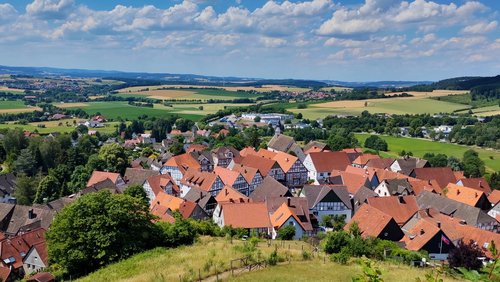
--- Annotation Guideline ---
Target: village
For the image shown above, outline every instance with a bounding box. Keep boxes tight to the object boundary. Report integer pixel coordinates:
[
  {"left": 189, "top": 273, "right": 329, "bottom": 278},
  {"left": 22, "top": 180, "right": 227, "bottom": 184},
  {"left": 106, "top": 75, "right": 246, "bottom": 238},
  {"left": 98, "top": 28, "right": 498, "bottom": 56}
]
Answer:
[{"left": 0, "top": 115, "right": 498, "bottom": 281}]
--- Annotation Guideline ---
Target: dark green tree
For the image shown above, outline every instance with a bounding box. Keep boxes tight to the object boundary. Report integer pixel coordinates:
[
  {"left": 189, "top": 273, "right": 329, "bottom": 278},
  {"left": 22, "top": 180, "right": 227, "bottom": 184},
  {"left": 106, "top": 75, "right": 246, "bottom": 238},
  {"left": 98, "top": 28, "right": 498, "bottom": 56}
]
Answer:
[
  {"left": 277, "top": 225, "right": 296, "bottom": 240},
  {"left": 462, "top": 150, "right": 485, "bottom": 177},
  {"left": 124, "top": 185, "right": 149, "bottom": 207},
  {"left": 13, "top": 148, "right": 37, "bottom": 176},
  {"left": 97, "top": 143, "right": 128, "bottom": 174},
  {"left": 13, "top": 174, "right": 39, "bottom": 205},
  {"left": 34, "top": 175, "right": 61, "bottom": 204},
  {"left": 323, "top": 231, "right": 350, "bottom": 254},
  {"left": 364, "top": 135, "right": 388, "bottom": 152},
  {"left": 46, "top": 191, "right": 160, "bottom": 278}
]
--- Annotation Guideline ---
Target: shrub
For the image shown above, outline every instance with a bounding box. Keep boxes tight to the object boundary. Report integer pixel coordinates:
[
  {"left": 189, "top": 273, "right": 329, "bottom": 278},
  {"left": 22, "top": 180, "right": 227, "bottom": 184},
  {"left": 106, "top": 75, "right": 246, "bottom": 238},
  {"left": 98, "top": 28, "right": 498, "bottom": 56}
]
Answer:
[
  {"left": 302, "top": 250, "right": 311, "bottom": 261},
  {"left": 449, "top": 240, "right": 485, "bottom": 270},
  {"left": 268, "top": 249, "right": 279, "bottom": 266},
  {"left": 323, "top": 231, "right": 350, "bottom": 254},
  {"left": 330, "top": 249, "right": 350, "bottom": 265},
  {"left": 277, "top": 225, "right": 296, "bottom": 240}
]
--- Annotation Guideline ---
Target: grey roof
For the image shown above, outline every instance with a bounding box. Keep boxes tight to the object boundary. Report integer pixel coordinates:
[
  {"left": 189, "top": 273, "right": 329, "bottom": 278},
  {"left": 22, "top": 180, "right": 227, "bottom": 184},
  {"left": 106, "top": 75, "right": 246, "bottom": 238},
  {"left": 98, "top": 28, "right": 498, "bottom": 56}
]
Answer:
[
  {"left": 250, "top": 176, "right": 291, "bottom": 202},
  {"left": 267, "top": 134, "right": 295, "bottom": 152},
  {"left": 79, "top": 179, "right": 121, "bottom": 196},
  {"left": 182, "top": 187, "right": 215, "bottom": 209},
  {"left": 0, "top": 203, "right": 55, "bottom": 236},
  {"left": 0, "top": 173, "right": 16, "bottom": 197},
  {"left": 384, "top": 179, "right": 413, "bottom": 195},
  {"left": 394, "top": 157, "right": 428, "bottom": 175},
  {"left": 33, "top": 197, "right": 75, "bottom": 212},
  {"left": 319, "top": 175, "right": 344, "bottom": 185},
  {"left": 124, "top": 168, "right": 159, "bottom": 186},
  {"left": 352, "top": 186, "right": 377, "bottom": 212},
  {"left": 190, "top": 151, "right": 214, "bottom": 165},
  {"left": 416, "top": 191, "right": 497, "bottom": 227},
  {"left": 301, "top": 185, "right": 352, "bottom": 210},
  {"left": 303, "top": 141, "right": 328, "bottom": 152},
  {"left": 212, "top": 146, "right": 240, "bottom": 159}
]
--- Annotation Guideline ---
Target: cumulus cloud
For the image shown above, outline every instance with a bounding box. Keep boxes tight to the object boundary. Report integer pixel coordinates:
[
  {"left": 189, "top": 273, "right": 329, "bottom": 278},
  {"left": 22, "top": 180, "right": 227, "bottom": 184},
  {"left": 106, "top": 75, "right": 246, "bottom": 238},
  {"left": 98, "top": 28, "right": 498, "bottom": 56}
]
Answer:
[
  {"left": 26, "top": 0, "right": 74, "bottom": 19},
  {"left": 0, "top": 3, "right": 17, "bottom": 23}
]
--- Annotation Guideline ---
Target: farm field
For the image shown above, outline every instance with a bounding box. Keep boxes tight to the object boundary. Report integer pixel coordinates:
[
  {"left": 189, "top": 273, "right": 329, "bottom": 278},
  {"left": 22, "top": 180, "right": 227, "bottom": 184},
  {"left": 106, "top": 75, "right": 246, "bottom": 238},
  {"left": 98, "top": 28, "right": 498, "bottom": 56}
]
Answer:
[
  {"left": 58, "top": 101, "right": 249, "bottom": 121},
  {"left": 384, "top": 90, "right": 469, "bottom": 98},
  {"left": 0, "top": 100, "right": 41, "bottom": 113},
  {"left": 290, "top": 97, "right": 467, "bottom": 118},
  {"left": 456, "top": 105, "right": 500, "bottom": 116},
  {"left": 355, "top": 133, "right": 500, "bottom": 172},
  {"left": 118, "top": 87, "right": 262, "bottom": 100},
  {"left": 0, "top": 120, "right": 121, "bottom": 134},
  {"left": 320, "top": 86, "right": 353, "bottom": 92},
  {"left": 0, "top": 86, "right": 25, "bottom": 94},
  {"left": 118, "top": 84, "right": 310, "bottom": 94}
]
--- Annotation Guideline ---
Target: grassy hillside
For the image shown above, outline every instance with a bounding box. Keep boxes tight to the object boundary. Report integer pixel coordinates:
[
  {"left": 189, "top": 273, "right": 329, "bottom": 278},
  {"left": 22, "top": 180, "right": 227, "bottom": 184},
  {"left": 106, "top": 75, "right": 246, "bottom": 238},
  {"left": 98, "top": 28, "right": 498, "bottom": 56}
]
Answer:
[
  {"left": 77, "top": 237, "right": 450, "bottom": 282},
  {"left": 355, "top": 134, "right": 500, "bottom": 172}
]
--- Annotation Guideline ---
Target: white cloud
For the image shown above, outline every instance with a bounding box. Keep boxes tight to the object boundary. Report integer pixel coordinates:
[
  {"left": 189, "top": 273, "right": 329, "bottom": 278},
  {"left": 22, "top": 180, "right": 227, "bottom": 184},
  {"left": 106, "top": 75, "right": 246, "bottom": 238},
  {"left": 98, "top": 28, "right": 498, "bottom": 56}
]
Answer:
[
  {"left": 0, "top": 3, "right": 17, "bottom": 23},
  {"left": 462, "top": 21, "right": 497, "bottom": 34},
  {"left": 317, "top": 9, "right": 384, "bottom": 36},
  {"left": 259, "top": 36, "right": 287, "bottom": 48},
  {"left": 26, "top": 0, "right": 74, "bottom": 19}
]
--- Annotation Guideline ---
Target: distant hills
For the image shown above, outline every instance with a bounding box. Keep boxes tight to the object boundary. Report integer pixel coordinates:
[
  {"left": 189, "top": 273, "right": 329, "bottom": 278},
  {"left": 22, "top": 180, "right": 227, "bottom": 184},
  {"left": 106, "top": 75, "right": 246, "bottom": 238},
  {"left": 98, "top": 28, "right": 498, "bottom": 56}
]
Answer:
[
  {"left": 408, "top": 75, "right": 500, "bottom": 100},
  {"left": 0, "top": 65, "right": 433, "bottom": 88}
]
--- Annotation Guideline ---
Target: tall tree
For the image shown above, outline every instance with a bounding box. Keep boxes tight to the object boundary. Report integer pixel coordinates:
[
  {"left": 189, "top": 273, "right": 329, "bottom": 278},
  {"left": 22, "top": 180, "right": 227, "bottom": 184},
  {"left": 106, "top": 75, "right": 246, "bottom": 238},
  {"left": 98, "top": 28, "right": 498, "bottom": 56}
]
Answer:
[
  {"left": 97, "top": 143, "right": 128, "bottom": 174},
  {"left": 34, "top": 175, "right": 61, "bottom": 204},
  {"left": 13, "top": 148, "right": 37, "bottom": 176},
  {"left": 13, "top": 174, "right": 39, "bottom": 205}
]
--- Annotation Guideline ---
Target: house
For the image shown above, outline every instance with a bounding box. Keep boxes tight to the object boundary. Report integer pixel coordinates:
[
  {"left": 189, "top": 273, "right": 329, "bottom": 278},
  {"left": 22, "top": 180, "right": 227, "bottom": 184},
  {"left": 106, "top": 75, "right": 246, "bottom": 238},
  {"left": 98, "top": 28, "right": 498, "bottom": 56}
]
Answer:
[
  {"left": 365, "top": 158, "right": 394, "bottom": 170},
  {"left": 270, "top": 201, "right": 309, "bottom": 240},
  {"left": 0, "top": 173, "right": 16, "bottom": 204},
  {"left": 0, "top": 267, "right": 11, "bottom": 282},
  {"left": 488, "top": 190, "right": 500, "bottom": 206},
  {"left": 374, "top": 179, "right": 413, "bottom": 197},
  {"left": 23, "top": 241, "right": 48, "bottom": 275},
  {"left": 180, "top": 168, "right": 224, "bottom": 197},
  {"left": 352, "top": 154, "right": 380, "bottom": 168},
  {"left": 303, "top": 152, "right": 351, "bottom": 184},
  {"left": 33, "top": 196, "right": 75, "bottom": 213},
  {"left": 416, "top": 191, "right": 498, "bottom": 232},
  {"left": 212, "top": 202, "right": 271, "bottom": 236},
  {"left": 91, "top": 115, "right": 106, "bottom": 122},
  {"left": 215, "top": 186, "right": 249, "bottom": 204},
  {"left": 267, "top": 134, "right": 306, "bottom": 161},
  {"left": 0, "top": 228, "right": 46, "bottom": 275},
  {"left": 214, "top": 167, "right": 249, "bottom": 196},
  {"left": 407, "top": 178, "right": 442, "bottom": 195},
  {"left": 231, "top": 165, "right": 263, "bottom": 195},
  {"left": 341, "top": 148, "right": 363, "bottom": 163},
  {"left": 161, "top": 154, "right": 198, "bottom": 185},
  {"left": 401, "top": 218, "right": 454, "bottom": 261},
  {"left": 185, "top": 144, "right": 207, "bottom": 153},
  {"left": 0, "top": 204, "right": 54, "bottom": 236},
  {"left": 86, "top": 171, "right": 126, "bottom": 189},
  {"left": 212, "top": 147, "right": 240, "bottom": 168},
  {"left": 456, "top": 178, "right": 492, "bottom": 194},
  {"left": 404, "top": 208, "right": 500, "bottom": 258},
  {"left": 444, "top": 183, "right": 491, "bottom": 210},
  {"left": 189, "top": 151, "right": 215, "bottom": 172},
  {"left": 488, "top": 202, "right": 500, "bottom": 221},
  {"left": 151, "top": 192, "right": 207, "bottom": 222},
  {"left": 303, "top": 141, "right": 330, "bottom": 154},
  {"left": 233, "top": 154, "right": 285, "bottom": 183},
  {"left": 123, "top": 168, "right": 159, "bottom": 187},
  {"left": 366, "top": 196, "right": 419, "bottom": 226},
  {"left": 300, "top": 185, "right": 352, "bottom": 223},
  {"left": 249, "top": 177, "right": 292, "bottom": 202},
  {"left": 143, "top": 174, "right": 179, "bottom": 203},
  {"left": 182, "top": 187, "right": 217, "bottom": 216},
  {"left": 327, "top": 170, "right": 372, "bottom": 194},
  {"left": 27, "top": 272, "right": 55, "bottom": 282},
  {"left": 271, "top": 151, "right": 308, "bottom": 189},
  {"left": 265, "top": 197, "right": 313, "bottom": 236},
  {"left": 78, "top": 179, "right": 122, "bottom": 196},
  {"left": 390, "top": 157, "right": 429, "bottom": 175},
  {"left": 345, "top": 204, "right": 404, "bottom": 241},
  {"left": 410, "top": 167, "right": 457, "bottom": 189},
  {"left": 352, "top": 186, "right": 377, "bottom": 213}
]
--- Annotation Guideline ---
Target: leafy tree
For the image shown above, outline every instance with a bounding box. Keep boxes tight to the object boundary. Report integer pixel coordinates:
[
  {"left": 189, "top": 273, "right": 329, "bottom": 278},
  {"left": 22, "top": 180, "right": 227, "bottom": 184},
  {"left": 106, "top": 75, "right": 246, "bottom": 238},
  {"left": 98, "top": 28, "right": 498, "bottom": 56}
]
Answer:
[
  {"left": 3, "top": 128, "right": 27, "bottom": 155},
  {"left": 323, "top": 231, "right": 350, "bottom": 254},
  {"left": 13, "top": 148, "right": 37, "bottom": 176},
  {"left": 462, "top": 150, "right": 485, "bottom": 177},
  {"left": 254, "top": 116, "right": 261, "bottom": 122},
  {"left": 321, "top": 215, "right": 333, "bottom": 228},
  {"left": 448, "top": 240, "right": 484, "bottom": 270},
  {"left": 34, "top": 175, "right": 61, "bottom": 204},
  {"left": 97, "top": 143, "right": 128, "bottom": 174},
  {"left": 67, "top": 165, "right": 92, "bottom": 194},
  {"left": 277, "top": 225, "right": 296, "bottom": 240},
  {"left": 124, "top": 185, "right": 149, "bottom": 207},
  {"left": 489, "top": 172, "right": 500, "bottom": 190},
  {"left": 447, "top": 156, "right": 463, "bottom": 171},
  {"left": 156, "top": 212, "right": 197, "bottom": 247},
  {"left": 168, "top": 142, "right": 185, "bottom": 155},
  {"left": 296, "top": 113, "right": 303, "bottom": 119},
  {"left": 46, "top": 191, "right": 160, "bottom": 278},
  {"left": 13, "top": 174, "right": 39, "bottom": 205},
  {"left": 364, "top": 135, "right": 388, "bottom": 151},
  {"left": 423, "top": 153, "right": 448, "bottom": 168},
  {"left": 327, "top": 129, "right": 358, "bottom": 151},
  {"left": 49, "top": 164, "right": 73, "bottom": 196}
]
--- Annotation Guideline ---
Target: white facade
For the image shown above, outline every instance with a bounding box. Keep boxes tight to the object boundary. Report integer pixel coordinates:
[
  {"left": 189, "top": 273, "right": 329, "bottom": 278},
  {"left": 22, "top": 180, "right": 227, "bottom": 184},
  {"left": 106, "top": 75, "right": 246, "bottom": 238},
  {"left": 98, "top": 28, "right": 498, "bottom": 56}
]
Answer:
[
  {"left": 23, "top": 247, "right": 47, "bottom": 275},
  {"left": 303, "top": 154, "right": 329, "bottom": 184}
]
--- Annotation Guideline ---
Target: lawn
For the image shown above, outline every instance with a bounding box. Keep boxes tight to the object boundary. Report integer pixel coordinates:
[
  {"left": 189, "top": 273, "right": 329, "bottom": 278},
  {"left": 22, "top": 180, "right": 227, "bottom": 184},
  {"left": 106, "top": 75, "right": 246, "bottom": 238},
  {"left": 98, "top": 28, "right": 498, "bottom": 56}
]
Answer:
[
  {"left": 290, "top": 97, "right": 468, "bottom": 119},
  {"left": 355, "top": 134, "right": 500, "bottom": 172},
  {"left": 59, "top": 101, "right": 249, "bottom": 121},
  {"left": 77, "top": 237, "right": 312, "bottom": 282}
]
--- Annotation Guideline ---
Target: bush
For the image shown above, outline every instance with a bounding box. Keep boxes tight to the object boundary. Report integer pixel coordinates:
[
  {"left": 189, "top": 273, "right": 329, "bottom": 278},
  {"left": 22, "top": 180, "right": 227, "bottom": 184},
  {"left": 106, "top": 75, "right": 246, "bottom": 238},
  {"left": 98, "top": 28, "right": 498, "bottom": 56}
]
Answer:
[
  {"left": 277, "top": 225, "right": 296, "bottom": 240},
  {"left": 364, "top": 135, "right": 388, "bottom": 151},
  {"left": 297, "top": 103, "right": 308, "bottom": 109},
  {"left": 323, "top": 231, "right": 350, "bottom": 254},
  {"left": 268, "top": 249, "right": 279, "bottom": 266},
  {"left": 302, "top": 250, "right": 311, "bottom": 261},
  {"left": 330, "top": 249, "right": 350, "bottom": 265},
  {"left": 449, "top": 240, "right": 485, "bottom": 270}
]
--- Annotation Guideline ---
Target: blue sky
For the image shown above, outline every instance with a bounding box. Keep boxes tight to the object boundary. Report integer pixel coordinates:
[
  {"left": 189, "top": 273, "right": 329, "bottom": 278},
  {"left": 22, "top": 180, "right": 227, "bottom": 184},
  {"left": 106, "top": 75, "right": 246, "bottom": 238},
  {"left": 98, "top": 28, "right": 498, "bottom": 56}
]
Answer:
[{"left": 0, "top": 0, "right": 499, "bottom": 81}]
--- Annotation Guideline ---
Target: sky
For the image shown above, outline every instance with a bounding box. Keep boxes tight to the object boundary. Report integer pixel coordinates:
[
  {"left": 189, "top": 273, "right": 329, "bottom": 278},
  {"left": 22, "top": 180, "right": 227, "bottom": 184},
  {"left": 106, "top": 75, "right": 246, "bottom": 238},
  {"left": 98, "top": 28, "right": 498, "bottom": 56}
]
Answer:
[{"left": 0, "top": 0, "right": 499, "bottom": 81}]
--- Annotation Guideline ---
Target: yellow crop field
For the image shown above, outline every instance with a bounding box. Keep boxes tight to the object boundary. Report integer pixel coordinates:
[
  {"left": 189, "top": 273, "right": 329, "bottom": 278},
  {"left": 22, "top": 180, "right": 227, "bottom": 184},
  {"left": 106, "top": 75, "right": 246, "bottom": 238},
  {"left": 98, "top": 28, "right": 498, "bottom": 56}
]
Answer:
[
  {"left": 0, "top": 107, "right": 41, "bottom": 113},
  {"left": 385, "top": 90, "right": 469, "bottom": 98},
  {"left": 118, "top": 84, "right": 310, "bottom": 94},
  {"left": 55, "top": 102, "right": 90, "bottom": 108}
]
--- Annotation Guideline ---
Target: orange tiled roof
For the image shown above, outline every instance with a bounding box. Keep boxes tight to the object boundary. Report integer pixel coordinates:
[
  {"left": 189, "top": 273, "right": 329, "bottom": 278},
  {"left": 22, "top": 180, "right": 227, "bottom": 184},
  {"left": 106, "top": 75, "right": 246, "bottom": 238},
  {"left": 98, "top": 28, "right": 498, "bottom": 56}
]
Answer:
[
  {"left": 367, "top": 196, "right": 419, "bottom": 226},
  {"left": 352, "top": 154, "right": 380, "bottom": 166},
  {"left": 401, "top": 219, "right": 442, "bottom": 251},
  {"left": 215, "top": 186, "right": 249, "bottom": 203},
  {"left": 214, "top": 166, "right": 241, "bottom": 186},
  {"left": 150, "top": 191, "right": 197, "bottom": 220},
  {"left": 238, "top": 154, "right": 278, "bottom": 176},
  {"left": 220, "top": 202, "right": 271, "bottom": 229},
  {"left": 308, "top": 151, "right": 351, "bottom": 172},
  {"left": 86, "top": 171, "right": 121, "bottom": 187},
  {"left": 344, "top": 204, "right": 396, "bottom": 239},
  {"left": 330, "top": 170, "right": 370, "bottom": 194},
  {"left": 180, "top": 168, "right": 219, "bottom": 192},
  {"left": 147, "top": 174, "right": 179, "bottom": 196},
  {"left": 239, "top": 147, "right": 258, "bottom": 157},
  {"left": 488, "top": 190, "right": 500, "bottom": 205},
  {"left": 445, "top": 183, "right": 486, "bottom": 207},
  {"left": 164, "top": 153, "right": 201, "bottom": 174},
  {"left": 271, "top": 151, "right": 298, "bottom": 173},
  {"left": 232, "top": 164, "right": 260, "bottom": 184},
  {"left": 270, "top": 202, "right": 306, "bottom": 230}
]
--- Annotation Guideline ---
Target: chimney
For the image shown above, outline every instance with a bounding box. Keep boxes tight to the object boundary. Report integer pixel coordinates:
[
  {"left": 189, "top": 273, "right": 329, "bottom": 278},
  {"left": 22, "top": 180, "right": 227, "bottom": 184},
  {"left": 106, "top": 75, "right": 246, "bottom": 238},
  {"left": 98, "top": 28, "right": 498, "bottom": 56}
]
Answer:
[
  {"left": 398, "top": 195, "right": 405, "bottom": 204},
  {"left": 28, "top": 209, "right": 34, "bottom": 219},
  {"left": 479, "top": 181, "right": 482, "bottom": 187},
  {"left": 225, "top": 189, "right": 229, "bottom": 196},
  {"left": 287, "top": 197, "right": 291, "bottom": 207},
  {"left": 437, "top": 221, "right": 441, "bottom": 228},
  {"left": 475, "top": 192, "right": 478, "bottom": 198},
  {"left": 200, "top": 191, "right": 203, "bottom": 199},
  {"left": 456, "top": 189, "right": 460, "bottom": 195},
  {"left": 157, "top": 201, "right": 160, "bottom": 205},
  {"left": 420, "top": 229, "right": 425, "bottom": 235},
  {"left": 459, "top": 220, "right": 466, "bottom": 225},
  {"left": 425, "top": 208, "right": 430, "bottom": 217}
]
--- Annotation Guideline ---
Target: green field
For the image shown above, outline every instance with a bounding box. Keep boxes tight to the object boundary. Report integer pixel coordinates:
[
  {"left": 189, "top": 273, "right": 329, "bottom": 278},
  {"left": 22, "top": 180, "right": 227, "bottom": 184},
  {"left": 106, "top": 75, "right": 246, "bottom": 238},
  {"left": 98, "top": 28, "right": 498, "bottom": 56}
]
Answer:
[
  {"left": 289, "top": 98, "right": 469, "bottom": 119},
  {"left": 456, "top": 105, "right": 500, "bottom": 116},
  {"left": 355, "top": 134, "right": 500, "bottom": 172},
  {"left": 0, "top": 120, "right": 121, "bottom": 134},
  {"left": 76, "top": 237, "right": 446, "bottom": 282},
  {"left": 0, "top": 100, "right": 31, "bottom": 109},
  {"left": 61, "top": 101, "right": 249, "bottom": 121},
  {"left": 119, "top": 87, "right": 262, "bottom": 101}
]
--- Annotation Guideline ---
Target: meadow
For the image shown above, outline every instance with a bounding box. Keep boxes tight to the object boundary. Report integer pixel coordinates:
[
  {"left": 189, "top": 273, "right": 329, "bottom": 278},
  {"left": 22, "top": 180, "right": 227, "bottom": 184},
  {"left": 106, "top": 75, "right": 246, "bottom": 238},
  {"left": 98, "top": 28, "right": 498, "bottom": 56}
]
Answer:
[
  {"left": 0, "top": 100, "right": 41, "bottom": 113},
  {"left": 355, "top": 133, "right": 500, "bottom": 172},
  {"left": 57, "top": 101, "right": 250, "bottom": 121},
  {"left": 118, "top": 84, "right": 310, "bottom": 94},
  {"left": 118, "top": 87, "right": 263, "bottom": 100},
  {"left": 0, "top": 120, "right": 121, "bottom": 134}
]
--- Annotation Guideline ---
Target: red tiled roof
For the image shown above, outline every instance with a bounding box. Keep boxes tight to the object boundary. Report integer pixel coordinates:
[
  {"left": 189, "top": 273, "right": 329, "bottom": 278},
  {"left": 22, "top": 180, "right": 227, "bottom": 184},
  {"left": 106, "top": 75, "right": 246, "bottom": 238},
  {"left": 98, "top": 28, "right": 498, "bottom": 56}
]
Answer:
[
  {"left": 401, "top": 219, "right": 442, "bottom": 251},
  {"left": 27, "top": 272, "right": 55, "bottom": 282},
  {"left": 0, "top": 267, "right": 10, "bottom": 282},
  {"left": 150, "top": 192, "right": 197, "bottom": 220},
  {"left": 367, "top": 196, "right": 419, "bottom": 226},
  {"left": 215, "top": 186, "right": 249, "bottom": 204},
  {"left": 180, "top": 168, "right": 219, "bottom": 192},
  {"left": 488, "top": 190, "right": 500, "bottom": 205},
  {"left": 237, "top": 154, "right": 279, "bottom": 176},
  {"left": 214, "top": 167, "right": 241, "bottom": 186},
  {"left": 330, "top": 170, "right": 370, "bottom": 194},
  {"left": 352, "top": 154, "right": 380, "bottom": 166},
  {"left": 458, "top": 178, "right": 492, "bottom": 194},
  {"left": 186, "top": 144, "right": 207, "bottom": 153},
  {"left": 163, "top": 153, "right": 201, "bottom": 174},
  {"left": 412, "top": 167, "right": 457, "bottom": 188},
  {"left": 147, "top": 174, "right": 179, "bottom": 196},
  {"left": 344, "top": 204, "right": 396, "bottom": 239},
  {"left": 220, "top": 202, "right": 271, "bottom": 229},
  {"left": 270, "top": 202, "right": 306, "bottom": 231},
  {"left": 445, "top": 183, "right": 486, "bottom": 207},
  {"left": 0, "top": 228, "right": 46, "bottom": 269},
  {"left": 231, "top": 165, "right": 260, "bottom": 184}
]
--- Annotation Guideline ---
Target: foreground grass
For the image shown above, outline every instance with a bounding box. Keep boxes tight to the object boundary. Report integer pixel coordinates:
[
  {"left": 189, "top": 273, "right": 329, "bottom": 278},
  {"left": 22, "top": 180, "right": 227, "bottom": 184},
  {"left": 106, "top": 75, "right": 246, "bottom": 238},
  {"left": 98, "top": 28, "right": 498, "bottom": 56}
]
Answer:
[
  {"left": 77, "top": 237, "right": 311, "bottom": 282},
  {"left": 355, "top": 134, "right": 500, "bottom": 172},
  {"left": 229, "top": 260, "right": 461, "bottom": 282}
]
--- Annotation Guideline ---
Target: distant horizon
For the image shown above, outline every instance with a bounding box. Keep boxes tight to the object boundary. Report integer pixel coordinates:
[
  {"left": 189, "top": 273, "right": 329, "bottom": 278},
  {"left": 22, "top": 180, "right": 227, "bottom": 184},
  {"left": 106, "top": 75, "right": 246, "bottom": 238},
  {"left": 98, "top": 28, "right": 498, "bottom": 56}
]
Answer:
[{"left": 1, "top": 0, "right": 499, "bottom": 81}]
